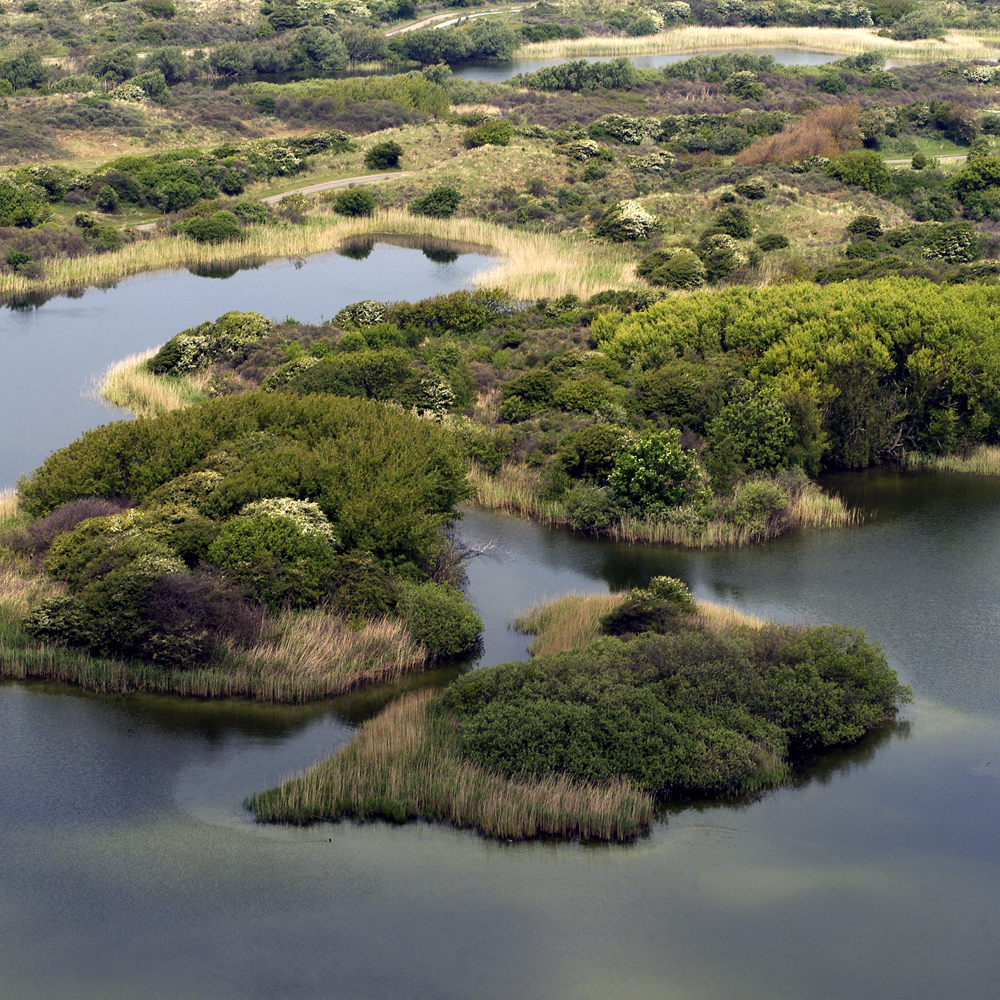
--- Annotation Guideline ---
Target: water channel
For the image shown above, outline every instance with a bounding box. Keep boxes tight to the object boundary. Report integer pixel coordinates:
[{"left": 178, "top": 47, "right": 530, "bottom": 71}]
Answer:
[{"left": 1, "top": 250, "right": 999, "bottom": 998}]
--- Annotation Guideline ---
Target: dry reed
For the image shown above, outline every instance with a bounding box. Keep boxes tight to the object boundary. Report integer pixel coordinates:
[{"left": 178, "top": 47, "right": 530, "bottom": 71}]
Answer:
[
  {"left": 0, "top": 490, "right": 19, "bottom": 532},
  {"left": 0, "top": 212, "right": 642, "bottom": 305},
  {"left": 513, "top": 26, "right": 996, "bottom": 64},
  {"left": 515, "top": 591, "right": 765, "bottom": 658},
  {"left": 515, "top": 591, "right": 625, "bottom": 657},
  {"left": 96, "top": 348, "right": 206, "bottom": 418},
  {"left": 902, "top": 446, "right": 1000, "bottom": 476},
  {"left": 248, "top": 690, "right": 655, "bottom": 840}
]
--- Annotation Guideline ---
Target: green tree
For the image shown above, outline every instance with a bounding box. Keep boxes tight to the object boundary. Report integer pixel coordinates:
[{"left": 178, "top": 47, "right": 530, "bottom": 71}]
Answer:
[{"left": 608, "top": 430, "right": 706, "bottom": 512}]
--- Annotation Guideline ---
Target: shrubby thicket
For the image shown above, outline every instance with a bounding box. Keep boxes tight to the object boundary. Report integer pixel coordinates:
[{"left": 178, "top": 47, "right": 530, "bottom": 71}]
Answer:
[
  {"left": 441, "top": 580, "right": 908, "bottom": 797},
  {"left": 12, "top": 387, "right": 481, "bottom": 668}
]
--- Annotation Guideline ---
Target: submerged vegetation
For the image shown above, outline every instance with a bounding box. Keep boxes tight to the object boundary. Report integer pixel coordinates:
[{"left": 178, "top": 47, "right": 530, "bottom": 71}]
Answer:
[{"left": 252, "top": 579, "right": 908, "bottom": 839}]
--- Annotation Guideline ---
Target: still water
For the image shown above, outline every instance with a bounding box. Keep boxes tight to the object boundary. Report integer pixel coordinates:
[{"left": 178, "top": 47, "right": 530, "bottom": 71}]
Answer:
[
  {"left": 2, "top": 475, "right": 1000, "bottom": 999},
  {"left": 1, "top": 249, "right": 998, "bottom": 997},
  {"left": 0, "top": 239, "right": 495, "bottom": 488},
  {"left": 453, "top": 47, "right": 841, "bottom": 82}
]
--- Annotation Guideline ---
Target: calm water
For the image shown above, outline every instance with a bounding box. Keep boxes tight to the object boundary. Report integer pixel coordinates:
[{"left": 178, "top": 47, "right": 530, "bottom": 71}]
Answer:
[
  {"left": 2, "top": 477, "right": 1000, "bottom": 999},
  {"left": 0, "top": 239, "right": 494, "bottom": 488},
  {"left": 1, "top": 257, "right": 999, "bottom": 997},
  {"left": 453, "top": 47, "right": 840, "bottom": 82}
]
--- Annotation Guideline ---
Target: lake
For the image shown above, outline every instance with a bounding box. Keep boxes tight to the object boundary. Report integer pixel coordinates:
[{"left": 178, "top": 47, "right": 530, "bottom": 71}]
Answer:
[
  {"left": 1, "top": 249, "right": 999, "bottom": 999},
  {"left": 0, "top": 239, "right": 495, "bottom": 489},
  {"left": 453, "top": 47, "right": 842, "bottom": 82}
]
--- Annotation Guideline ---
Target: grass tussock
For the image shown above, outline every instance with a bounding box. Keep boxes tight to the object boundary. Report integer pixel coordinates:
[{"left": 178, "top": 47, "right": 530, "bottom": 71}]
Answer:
[
  {"left": 903, "top": 446, "right": 1000, "bottom": 476},
  {"left": 515, "top": 592, "right": 626, "bottom": 657},
  {"left": 0, "top": 211, "right": 642, "bottom": 305},
  {"left": 248, "top": 690, "right": 655, "bottom": 841},
  {"left": 516, "top": 592, "right": 765, "bottom": 658},
  {"left": 0, "top": 490, "right": 20, "bottom": 533},
  {"left": 513, "top": 26, "right": 996, "bottom": 63},
  {"left": 241, "top": 608, "right": 427, "bottom": 689},
  {"left": 469, "top": 463, "right": 854, "bottom": 548},
  {"left": 97, "top": 348, "right": 206, "bottom": 418}
]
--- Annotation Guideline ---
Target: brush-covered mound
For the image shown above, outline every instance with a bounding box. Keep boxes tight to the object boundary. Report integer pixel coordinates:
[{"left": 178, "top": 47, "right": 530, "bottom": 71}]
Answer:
[
  {"left": 442, "top": 598, "right": 908, "bottom": 798},
  {"left": 4, "top": 394, "right": 481, "bottom": 695}
]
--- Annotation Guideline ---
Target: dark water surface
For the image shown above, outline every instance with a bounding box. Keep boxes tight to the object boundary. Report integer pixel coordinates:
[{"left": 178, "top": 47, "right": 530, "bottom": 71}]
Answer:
[
  {"left": 0, "top": 240, "right": 494, "bottom": 488},
  {"left": 2, "top": 471, "right": 1000, "bottom": 999},
  {"left": 453, "top": 47, "right": 841, "bottom": 82}
]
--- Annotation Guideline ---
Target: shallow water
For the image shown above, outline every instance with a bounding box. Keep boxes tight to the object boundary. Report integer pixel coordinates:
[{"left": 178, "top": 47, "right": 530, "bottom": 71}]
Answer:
[
  {"left": 452, "top": 47, "right": 840, "bottom": 82},
  {"left": 2, "top": 473, "right": 1000, "bottom": 999},
  {"left": 0, "top": 240, "right": 494, "bottom": 488}
]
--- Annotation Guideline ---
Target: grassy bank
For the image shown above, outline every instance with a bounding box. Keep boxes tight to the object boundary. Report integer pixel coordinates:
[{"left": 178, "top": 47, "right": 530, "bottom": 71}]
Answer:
[
  {"left": 0, "top": 211, "right": 641, "bottom": 306},
  {"left": 248, "top": 689, "right": 655, "bottom": 840},
  {"left": 514, "top": 591, "right": 764, "bottom": 658},
  {"left": 469, "top": 462, "right": 854, "bottom": 547},
  {"left": 902, "top": 446, "right": 1000, "bottom": 476},
  {"left": 98, "top": 349, "right": 207, "bottom": 419},
  {"left": 513, "top": 26, "right": 997, "bottom": 64}
]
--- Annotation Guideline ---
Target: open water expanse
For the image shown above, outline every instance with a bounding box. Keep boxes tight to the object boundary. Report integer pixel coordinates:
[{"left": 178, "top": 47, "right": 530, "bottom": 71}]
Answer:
[
  {"left": 452, "top": 47, "right": 841, "bottom": 82},
  {"left": 1, "top": 254, "right": 999, "bottom": 999}
]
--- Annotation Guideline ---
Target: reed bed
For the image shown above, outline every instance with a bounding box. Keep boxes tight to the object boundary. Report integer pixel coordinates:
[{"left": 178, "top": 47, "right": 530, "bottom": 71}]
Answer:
[
  {"left": 248, "top": 690, "right": 655, "bottom": 840},
  {"left": 0, "top": 606, "right": 429, "bottom": 702},
  {"left": 695, "top": 599, "right": 765, "bottom": 632},
  {"left": 515, "top": 592, "right": 625, "bottom": 657},
  {"left": 903, "top": 446, "right": 1000, "bottom": 476},
  {"left": 241, "top": 609, "right": 426, "bottom": 689},
  {"left": 513, "top": 26, "right": 997, "bottom": 64},
  {"left": 0, "top": 490, "right": 20, "bottom": 532},
  {"left": 470, "top": 463, "right": 854, "bottom": 547},
  {"left": 0, "top": 212, "right": 642, "bottom": 305},
  {"left": 97, "top": 348, "right": 205, "bottom": 418}
]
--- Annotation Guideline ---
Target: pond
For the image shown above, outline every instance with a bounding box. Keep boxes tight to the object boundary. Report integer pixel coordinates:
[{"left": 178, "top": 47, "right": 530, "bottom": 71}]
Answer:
[
  {"left": 2, "top": 471, "right": 999, "bottom": 999},
  {"left": 0, "top": 238, "right": 495, "bottom": 489},
  {"left": 452, "top": 47, "right": 842, "bottom": 82}
]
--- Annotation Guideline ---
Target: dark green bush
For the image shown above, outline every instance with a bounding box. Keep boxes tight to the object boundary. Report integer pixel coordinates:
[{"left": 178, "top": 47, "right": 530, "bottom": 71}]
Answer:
[
  {"left": 410, "top": 185, "right": 461, "bottom": 218},
  {"left": 398, "top": 581, "right": 483, "bottom": 656},
  {"left": 363, "top": 140, "right": 403, "bottom": 170},
  {"left": 440, "top": 622, "right": 908, "bottom": 795},
  {"left": 332, "top": 187, "right": 376, "bottom": 217},
  {"left": 755, "top": 233, "right": 789, "bottom": 251},
  {"left": 464, "top": 120, "right": 513, "bottom": 148}
]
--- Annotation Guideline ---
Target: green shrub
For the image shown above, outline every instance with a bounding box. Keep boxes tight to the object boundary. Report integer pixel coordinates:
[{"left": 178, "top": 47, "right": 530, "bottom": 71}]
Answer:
[
  {"left": 397, "top": 581, "right": 483, "bottom": 656},
  {"left": 608, "top": 430, "right": 707, "bottom": 512},
  {"left": 441, "top": 623, "right": 908, "bottom": 794},
  {"left": 816, "top": 73, "right": 847, "bottom": 94},
  {"left": 558, "top": 424, "right": 628, "bottom": 484},
  {"left": 363, "top": 140, "right": 403, "bottom": 170},
  {"left": 714, "top": 205, "right": 753, "bottom": 238},
  {"left": 233, "top": 200, "right": 271, "bottom": 224},
  {"left": 332, "top": 186, "right": 376, "bottom": 217},
  {"left": 464, "top": 120, "right": 514, "bottom": 148},
  {"left": 283, "top": 348, "right": 415, "bottom": 400},
  {"left": 410, "top": 185, "right": 461, "bottom": 218},
  {"left": 735, "top": 178, "right": 767, "bottom": 200},
  {"left": 724, "top": 71, "right": 764, "bottom": 101},
  {"left": 726, "top": 479, "right": 790, "bottom": 536},
  {"left": 178, "top": 210, "right": 243, "bottom": 244},
  {"left": 846, "top": 214, "right": 883, "bottom": 240},
  {"left": 826, "top": 150, "right": 891, "bottom": 194},
  {"left": 563, "top": 484, "right": 622, "bottom": 531},
  {"left": 636, "top": 248, "right": 707, "bottom": 288},
  {"left": 755, "top": 233, "right": 789, "bottom": 251}
]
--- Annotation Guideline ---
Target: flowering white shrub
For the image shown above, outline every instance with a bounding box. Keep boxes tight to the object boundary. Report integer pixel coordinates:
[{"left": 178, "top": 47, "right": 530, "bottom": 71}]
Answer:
[
  {"left": 334, "top": 299, "right": 388, "bottom": 328},
  {"left": 594, "top": 200, "right": 660, "bottom": 241},
  {"left": 107, "top": 83, "right": 146, "bottom": 102},
  {"left": 240, "top": 498, "right": 339, "bottom": 545}
]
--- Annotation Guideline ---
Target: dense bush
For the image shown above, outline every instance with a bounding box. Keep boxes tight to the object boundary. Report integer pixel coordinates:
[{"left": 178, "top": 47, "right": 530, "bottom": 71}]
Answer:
[
  {"left": 332, "top": 187, "right": 376, "bottom": 217},
  {"left": 410, "top": 185, "right": 461, "bottom": 218},
  {"left": 441, "top": 618, "right": 907, "bottom": 795},
  {"left": 364, "top": 140, "right": 403, "bottom": 170},
  {"left": 608, "top": 430, "right": 706, "bottom": 512},
  {"left": 397, "top": 581, "right": 483, "bottom": 656},
  {"left": 464, "top": 120, "right": 514, "bottom": 148}
]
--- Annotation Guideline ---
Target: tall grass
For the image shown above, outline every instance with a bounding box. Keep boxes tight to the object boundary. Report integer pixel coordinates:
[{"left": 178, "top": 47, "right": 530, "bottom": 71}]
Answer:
[
  {"left": 0, "top": 600, "right": 429, "bottom": 702},
  {"left": 0, "top": 212, "right": 642, "bottom": 305},
  {"left": 515, "top": 591, "right": 765, "bottom": 658},
  {"left": 515, "top": 592, "right": 625, "bottom": 657},
  {"left": 513, "top": 26, "right": 997, "bottom": 63},
  {"left": 97, "top": 348, "right": 206, "bottom": 418},
  {"left": 469, "top": 462, "right": 854, "bottom": 547},
  {"left": 248, "top": 690, "right": 655, "bottom": 840},
  {"left": 902, "top": 446, "right": 1000, "bottom": 476},
  {"left": 0, "top": 490, "right": 20, "bottom": 533}
]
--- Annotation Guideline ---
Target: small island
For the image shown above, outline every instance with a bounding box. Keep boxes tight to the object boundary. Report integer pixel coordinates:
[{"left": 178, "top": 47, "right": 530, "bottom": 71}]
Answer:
[{"left": 248, "top": 580, "right": 910, "bottom": 841}]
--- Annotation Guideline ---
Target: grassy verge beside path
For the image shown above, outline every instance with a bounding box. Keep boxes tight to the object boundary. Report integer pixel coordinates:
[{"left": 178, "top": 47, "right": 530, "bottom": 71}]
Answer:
[{"left": 513, "top": 26, "right": 998, "bottom": 63}]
